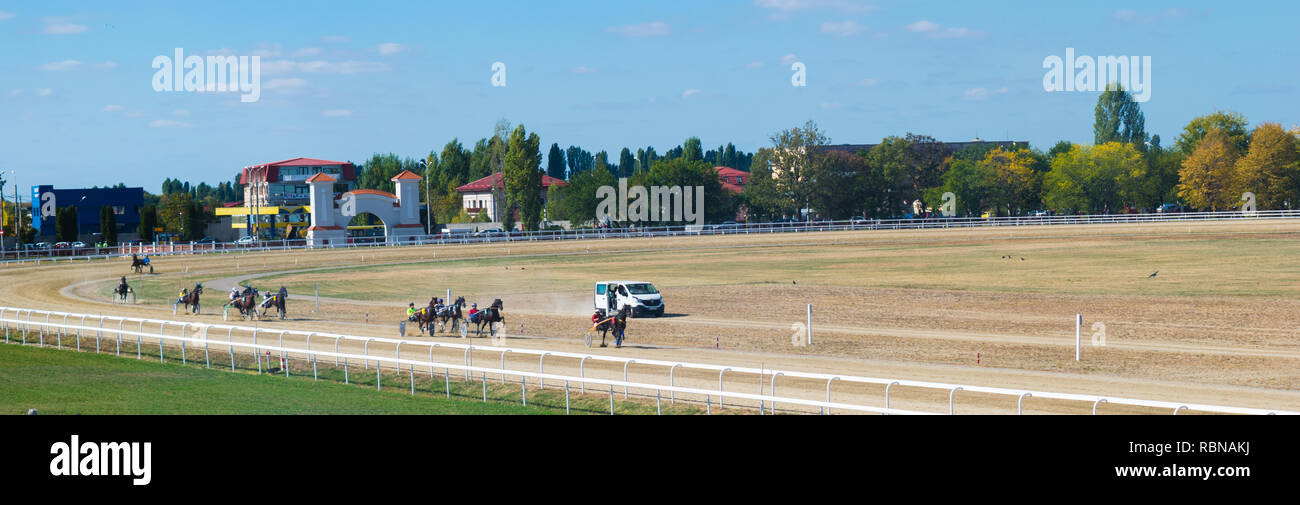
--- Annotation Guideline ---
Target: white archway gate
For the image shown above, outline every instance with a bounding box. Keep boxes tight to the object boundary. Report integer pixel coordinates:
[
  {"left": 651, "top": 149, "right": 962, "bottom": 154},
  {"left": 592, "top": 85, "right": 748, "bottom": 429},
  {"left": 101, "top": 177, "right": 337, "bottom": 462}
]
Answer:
[{"left": 306, "top": 170, "right": 424, "bottom": 246}]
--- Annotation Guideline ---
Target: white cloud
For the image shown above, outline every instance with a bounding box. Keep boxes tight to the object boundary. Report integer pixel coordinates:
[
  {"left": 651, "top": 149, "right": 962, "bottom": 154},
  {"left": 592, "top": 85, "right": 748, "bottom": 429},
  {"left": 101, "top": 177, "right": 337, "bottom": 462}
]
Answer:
[
  {"left": 906, "top": 20, "right": 977, "bottom": 39},
  {"left": 264, "top": 78, "right": 308, "bottom": 93},
  {"left": 40, "top": 60, "right": 81, "bottom": 71},
  {"left": 571, "top": 66, "right": 597, "bottom": 74},
  {"left": 262, "top": 60, "right": 390, "bottom": 75},
  {"left": 681, "top": 89, "right": 702, "bottom": 98},
  {"left": 0, "top": 11, "right": 15, "bottom": 21},
  {"left": 963, "top": 87, "right": 1008, "bottom": 101},
  {"left": 150, "top": 119, "right": 193, "bottom": 128},
  {"left": 605, "top": 21, "right": 669, "bottom": 37},
  {"left": 322, "top": 109, "right": 353, "bottom": 117},
  {"left": 820, "top": 101, "right": 842, "bottom": 110},
  {"left": 780, "top": 53, "right": 799, "bottom": 65},
  {"left": 93, "top": 61, "right": 118, "bottom": 69},
  {"left": 36, "top": 88, "right": 53, "bottom": 96},
  {"left": 102, "top": 105, "right": 123, "bottom": 112},
  {"left": 172, "top": 109, "right": 191, "bottom": 118},
  {"left": 906, "top": 20, "right": 939, "bottom": 32},
  {"left": 378, "top": 43, "right": 406, "bottom": 55},
  {"left": 744, "top": 61, "right": 765, "bottom": 69},
  {"left": 43, "top": 23, "right": 88, "bottom": 35},
  {"left": 821, "top": 20, "right": 864, "bottom": 37},
  {"left": 754, "top": 0, "right": 875, "bottom": 13},
  {"left": 292, "top": 47, "right": 321, "bottom": 57}
]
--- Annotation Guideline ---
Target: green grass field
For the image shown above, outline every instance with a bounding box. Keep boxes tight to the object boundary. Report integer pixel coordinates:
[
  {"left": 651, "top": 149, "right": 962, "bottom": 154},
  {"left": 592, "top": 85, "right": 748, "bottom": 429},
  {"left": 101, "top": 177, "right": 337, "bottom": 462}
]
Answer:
[{"left": 0, "top": 340, "right": 708, "bottom": 415}]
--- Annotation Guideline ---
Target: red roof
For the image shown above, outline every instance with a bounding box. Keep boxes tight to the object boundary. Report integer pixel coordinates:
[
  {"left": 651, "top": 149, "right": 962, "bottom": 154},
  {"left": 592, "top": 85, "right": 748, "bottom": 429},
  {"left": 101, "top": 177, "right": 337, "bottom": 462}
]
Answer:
[
  {"left": 455, "top": 172, "right": 570, "bottom": 193},
  {"left": 305, "top": 173, "right": 336, "bottom": 183},
  {"left": 240, "top": 157, "right": 356, "bottom": 184},
  {"left": 391, "top": 170, "right": 423, "bottom": 181},
  {"left": 345, "top": 189, "right": 397, "bottom": 199},
  {"left": 714, "top": 166, "right": 750, "bottom": 193}
]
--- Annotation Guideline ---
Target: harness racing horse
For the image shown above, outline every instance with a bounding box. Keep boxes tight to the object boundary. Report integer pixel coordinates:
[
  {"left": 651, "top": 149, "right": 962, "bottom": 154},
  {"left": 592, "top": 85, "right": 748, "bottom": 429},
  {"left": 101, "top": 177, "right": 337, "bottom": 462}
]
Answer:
[
  {"left": 113, "top": 282, "right": 133, "bottom": 302},
  {"left": 228, "top": 290, "right": 260, "bottom": 320},
  {"left": 175, "top": 285, "right": 203, "bottom": 315},
  {"left": 436, "top": 296, "right": 466, "bottom": 334},
  {"left": 406, "top": 306, "right": 437, "bottom": 335},
  {"left": 594, "top": 305, "right": 630, "bottom": 348},
  {"left": 258, "top": 288, "right": 288, "bottom": 320},
  {"left": 474, "top": 299, "right": 505, "bottom": 338},
  {"left": 130, "top": 255, "right": 153, "bottom": 274}
]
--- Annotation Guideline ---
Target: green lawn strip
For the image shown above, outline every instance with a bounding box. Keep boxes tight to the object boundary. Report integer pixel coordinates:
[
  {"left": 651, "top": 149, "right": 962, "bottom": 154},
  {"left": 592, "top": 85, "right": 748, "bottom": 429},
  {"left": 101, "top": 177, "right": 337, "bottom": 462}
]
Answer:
[{"left": 0, "top": 333, "right": 710, "bottom": 415}]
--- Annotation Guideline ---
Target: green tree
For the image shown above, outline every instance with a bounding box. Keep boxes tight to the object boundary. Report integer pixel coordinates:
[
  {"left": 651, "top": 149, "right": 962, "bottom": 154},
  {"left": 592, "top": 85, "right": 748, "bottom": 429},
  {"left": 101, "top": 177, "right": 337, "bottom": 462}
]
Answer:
[
  {"left": 1176, "top": 110, "right": 1249, "bottom": 155},
  {"left": 682, "top": 137, "right": 704, "bottom": 162},
  {"left": 547, "top": 143, "right": 567, "bottom": 180},
  {"left": 558, "top": 163, "right": 616, "bottom": 226},
  {"left": 740, "top": 148, "right": 787, "bottom": 220},
  {"left": 1044, "top": 143, "right": 1147, "bottom": 213},
  {"left": 56, "top": 206, "right": 78, "bottom": 242},
  {"left": 99, "top": 205, "right": 118, "bottom": 245},
  {"left": 139, "top": 205, "right": 156, "bottom": 241},
  {"left": 503, "top": 124, "right": 544, "bottom": 231},
  {"left": 593, "top": 151, "right": 610, "bottom": 176},
  {"left": 768, "top": 121, "right": 830, "bottom": 220},
  {"left": 1094, "top": 85, "right": 1148, "bottom": 149},
  {"left": 618, "top": 148, "right": 636, "bottom": 178}
]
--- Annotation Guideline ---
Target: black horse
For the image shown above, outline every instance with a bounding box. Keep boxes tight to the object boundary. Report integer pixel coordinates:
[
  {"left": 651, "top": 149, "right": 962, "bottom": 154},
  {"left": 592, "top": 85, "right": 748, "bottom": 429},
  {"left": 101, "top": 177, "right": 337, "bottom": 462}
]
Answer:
[
  {"left": 130, "top": 254, "right": 153, "bottom": 274},
  {"left": 175, "top": 285, "right": 203, "bottom": 315},
  {"left": 474, "top": 299, "right": 505, "bottom": 338},
  {"left": 436, "top": 296, "right": 465, "bottom": 333},
  {"left": 258, "top": 287, "right": 288, "bottom": 320},
  {"left": 595, "top": 305, "right": 630, "bottom": 348},
  {"left": 113, "top": 279, "right": 133, "bottom": 302}
]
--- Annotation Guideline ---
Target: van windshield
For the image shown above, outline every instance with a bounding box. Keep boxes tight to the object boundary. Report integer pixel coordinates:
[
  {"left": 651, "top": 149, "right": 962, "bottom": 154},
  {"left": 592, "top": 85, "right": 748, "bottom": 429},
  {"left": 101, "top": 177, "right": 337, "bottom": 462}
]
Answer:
[{"left": 625, "top": 283, "right": 659, "bottom": 295}]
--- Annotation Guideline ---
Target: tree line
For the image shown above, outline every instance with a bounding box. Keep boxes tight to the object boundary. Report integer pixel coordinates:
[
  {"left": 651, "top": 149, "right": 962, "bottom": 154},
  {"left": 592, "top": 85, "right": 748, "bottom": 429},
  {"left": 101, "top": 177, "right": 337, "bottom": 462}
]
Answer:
[{"left": 743, "top": 89, "right": 1299, "bottom": 222}]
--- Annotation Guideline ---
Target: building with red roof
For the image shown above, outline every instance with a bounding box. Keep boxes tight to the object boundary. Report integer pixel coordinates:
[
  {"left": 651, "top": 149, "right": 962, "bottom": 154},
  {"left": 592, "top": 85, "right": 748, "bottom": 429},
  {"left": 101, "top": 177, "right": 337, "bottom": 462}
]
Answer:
[
  {"left": 455, "top": 172, "right": 569, "bottom": 223},
  {"left": 714, "top": 166, "right": 750, "bottom": 193},
  {"left": 240, "top": 157, "right": 357, "bottom": 207}
]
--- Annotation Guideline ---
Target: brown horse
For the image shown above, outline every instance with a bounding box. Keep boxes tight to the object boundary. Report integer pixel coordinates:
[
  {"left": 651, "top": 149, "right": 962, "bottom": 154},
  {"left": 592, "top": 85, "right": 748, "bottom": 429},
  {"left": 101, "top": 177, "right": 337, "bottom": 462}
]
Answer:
[
  {"left": 228, "top": 291, "right": 259, "bottom": 320},
  {"left": 175, "top": 286, "right": 203, "bottom": 315},
  {"left": 407, "top": 306, "right": 437, "bottom": 335}
]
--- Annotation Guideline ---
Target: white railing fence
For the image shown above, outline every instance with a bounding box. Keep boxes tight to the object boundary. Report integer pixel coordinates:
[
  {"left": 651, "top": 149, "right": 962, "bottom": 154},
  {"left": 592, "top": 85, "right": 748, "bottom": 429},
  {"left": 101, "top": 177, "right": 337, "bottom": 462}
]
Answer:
[
  {"left": 5, "top": 209, "right": 1299, "bottom": 266},
  {"left": 2, "top": 307, "right": 1295, "bottom": 416}
]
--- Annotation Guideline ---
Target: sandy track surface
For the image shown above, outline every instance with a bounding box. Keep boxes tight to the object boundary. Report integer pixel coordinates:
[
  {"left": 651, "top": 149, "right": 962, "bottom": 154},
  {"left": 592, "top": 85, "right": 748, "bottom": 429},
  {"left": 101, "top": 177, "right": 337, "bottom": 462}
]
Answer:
[{"left": 7, "top": 220, "right": 1300, "bottom": 414}]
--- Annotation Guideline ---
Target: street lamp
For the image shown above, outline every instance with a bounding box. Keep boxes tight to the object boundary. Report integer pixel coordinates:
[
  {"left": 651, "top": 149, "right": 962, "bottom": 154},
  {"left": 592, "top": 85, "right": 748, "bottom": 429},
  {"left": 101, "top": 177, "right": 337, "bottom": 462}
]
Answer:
[{"left": 417, "top": 159, "right": 432, "bottom": 235}]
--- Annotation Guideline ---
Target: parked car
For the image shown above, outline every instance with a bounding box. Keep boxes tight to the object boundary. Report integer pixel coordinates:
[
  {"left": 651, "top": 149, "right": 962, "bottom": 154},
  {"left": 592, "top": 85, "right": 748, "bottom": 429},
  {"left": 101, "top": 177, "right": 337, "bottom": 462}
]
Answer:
[
  {"left": 33, "top": 242, "right": 50, "bottom": 249},
  {"left": 712, "top": 221, "right": 741, "bottom": 231},
  {"left": 235, "top": 236, "right": 256, "bottom": 245},
  {"left": 1157, "top": 203, "right": 1185, "bottom": 213},
  {"left": 54, "top": 242, "right": 71, "bottom": 248},
  {"left": 196, "top": 237, "right": 217, "bottom": 244},
  {"left": 474, "top": 228, "right": 505, "bottom": 237},
  {"left": 70, "top": 241, "right": 88, "bottom": 248},
  {"left": 1029, "top": 210, "right": 1053, "bottom": 217}
]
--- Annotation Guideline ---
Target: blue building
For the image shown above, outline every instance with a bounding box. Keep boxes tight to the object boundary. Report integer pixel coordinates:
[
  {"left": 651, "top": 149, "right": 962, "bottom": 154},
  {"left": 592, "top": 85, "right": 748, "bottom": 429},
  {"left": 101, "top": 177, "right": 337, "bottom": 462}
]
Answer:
[{"left": 30, "top": 185, "right": 144, "bottom": 237}]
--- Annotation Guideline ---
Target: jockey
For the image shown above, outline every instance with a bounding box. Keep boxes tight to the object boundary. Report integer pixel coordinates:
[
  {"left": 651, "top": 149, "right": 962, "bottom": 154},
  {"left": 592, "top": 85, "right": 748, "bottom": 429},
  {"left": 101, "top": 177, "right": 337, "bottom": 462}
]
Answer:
[
  {"left": 467, "top": 303, "right": 480, "bottom": 324},
  {"left": 177, "top": 287, "right": 188, "bottom": 304},
  {"left": 433, "top": 297, "right": 445, "bottom": 315},
  {"left": 592, "top": 309, "right": 605, "bottom": 327},
  {"left": 118, "top": 276, "right": 129, "bottom": 292},
  {"left": 407, "top": 303, "right": 418, "bottom": 318},
  {"left": 229, "top": 286, "right": 240, "bottom": 303}
]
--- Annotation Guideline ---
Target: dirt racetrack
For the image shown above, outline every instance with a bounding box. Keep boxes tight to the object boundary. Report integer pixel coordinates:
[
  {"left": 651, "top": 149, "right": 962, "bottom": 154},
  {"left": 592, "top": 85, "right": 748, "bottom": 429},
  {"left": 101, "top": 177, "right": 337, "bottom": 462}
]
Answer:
[{"left": 8, "top": 219, "right": 1300, "bottom": 414}]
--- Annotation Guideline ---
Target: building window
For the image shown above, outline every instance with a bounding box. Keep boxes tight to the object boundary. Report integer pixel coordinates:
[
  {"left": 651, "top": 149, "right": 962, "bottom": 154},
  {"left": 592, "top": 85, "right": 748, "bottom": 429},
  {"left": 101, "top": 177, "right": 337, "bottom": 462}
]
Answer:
[{"left": 112, "top": 206, "right": 126, "bottom": 215}]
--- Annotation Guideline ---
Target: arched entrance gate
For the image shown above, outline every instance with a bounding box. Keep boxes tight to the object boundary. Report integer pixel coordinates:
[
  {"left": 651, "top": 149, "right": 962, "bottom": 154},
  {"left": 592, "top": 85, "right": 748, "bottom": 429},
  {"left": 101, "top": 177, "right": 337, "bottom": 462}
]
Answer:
[{"left": 306, "top": 170, "right": 425, "bottom": 246}]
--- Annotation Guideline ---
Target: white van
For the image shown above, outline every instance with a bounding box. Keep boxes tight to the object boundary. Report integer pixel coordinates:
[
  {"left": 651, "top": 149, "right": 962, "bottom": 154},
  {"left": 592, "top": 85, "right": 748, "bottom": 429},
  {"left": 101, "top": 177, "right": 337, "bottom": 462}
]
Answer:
[{"left": 595, "top": 281, "right": 664, "bottom": 317}]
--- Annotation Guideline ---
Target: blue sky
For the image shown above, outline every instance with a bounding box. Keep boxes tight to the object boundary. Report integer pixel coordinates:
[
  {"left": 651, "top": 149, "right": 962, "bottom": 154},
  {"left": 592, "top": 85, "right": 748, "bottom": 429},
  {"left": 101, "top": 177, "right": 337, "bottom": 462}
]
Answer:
[{"left": 2, "top": 0, "right": 1298, "bottom": 192}]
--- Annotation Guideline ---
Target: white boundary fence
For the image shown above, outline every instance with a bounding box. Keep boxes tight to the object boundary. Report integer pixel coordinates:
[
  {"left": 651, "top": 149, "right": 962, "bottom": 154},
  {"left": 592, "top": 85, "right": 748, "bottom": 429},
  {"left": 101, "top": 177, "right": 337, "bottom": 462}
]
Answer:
[
  {"left": 3, "top": 306, "right": 1295, "bottom": 416},
  {"left": 5, "top": 210, "right": 1299, "bottom": 266}
]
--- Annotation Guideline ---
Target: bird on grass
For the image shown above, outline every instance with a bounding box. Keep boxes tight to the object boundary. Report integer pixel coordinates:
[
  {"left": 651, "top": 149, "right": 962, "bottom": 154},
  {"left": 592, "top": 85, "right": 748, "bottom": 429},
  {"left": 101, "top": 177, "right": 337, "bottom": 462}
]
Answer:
[{"left": 1148, "top": 271, "right": 1158, "bottom": 278}]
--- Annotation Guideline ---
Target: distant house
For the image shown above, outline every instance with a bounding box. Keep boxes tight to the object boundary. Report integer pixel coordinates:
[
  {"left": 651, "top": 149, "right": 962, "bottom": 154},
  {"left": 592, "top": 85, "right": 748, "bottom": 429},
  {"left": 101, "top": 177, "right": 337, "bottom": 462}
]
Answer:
[
  {"left": 455, "top": 172, "right": 569, "bottom": 223},
  {"left": 714, "top": 166, "right": 750, "bottom": 194}
]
